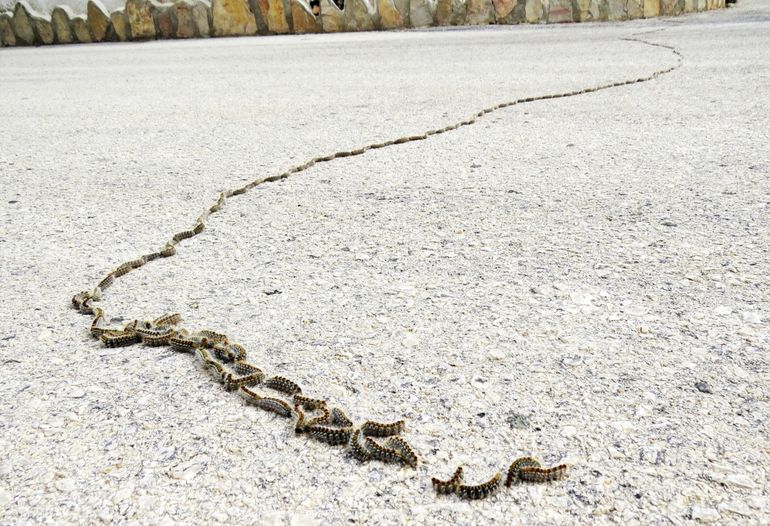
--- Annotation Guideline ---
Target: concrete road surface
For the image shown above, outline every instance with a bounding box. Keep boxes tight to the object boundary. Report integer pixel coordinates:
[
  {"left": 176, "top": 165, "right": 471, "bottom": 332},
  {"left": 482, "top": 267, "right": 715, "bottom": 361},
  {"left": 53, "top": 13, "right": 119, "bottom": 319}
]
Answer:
[{"left": 1, "top": 1, "right": 768, "bottom": 524}]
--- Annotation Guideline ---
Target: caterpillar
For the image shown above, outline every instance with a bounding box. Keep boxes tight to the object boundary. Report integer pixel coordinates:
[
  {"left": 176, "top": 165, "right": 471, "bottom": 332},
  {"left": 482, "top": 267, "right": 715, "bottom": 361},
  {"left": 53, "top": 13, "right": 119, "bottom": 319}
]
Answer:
[
  {"left": 505, "top": 457, "right": 541, "bottom": 487},
  {"left": 264, "top": 376, "right": 302, "bottom": 396},
  {"left": 192, "top": 221, "right": 204, "bottom": 235},
  {"left": 519, "top": 464, "right": 569, "bottom": 483},
  {"left": 328, "top": 408, "right": 353, "bottom": 428},
  {"left": 348, "top": 429, "right": 371, "bottom": 462},
  {"left": 232, "top": 360, "right": 262, "bottom": 376},
  {"left": 172, "top": 230, "right": 196, "bottom": 243},
  {"left": 307, "top": 425, "right": 353, "bottom": 446},
  {"left": 293, "top": 394, "right": 327, "bottom": 411},
  {"left": 253, "top": 396, "right": 293, "bottom": 418},
  {"left": 364, "top": 437, "right": 404, "bottom": 465},
  {"left": 457, "top": 473, "right": 501, "bottom": 500},
  {"left": 159, "top": 244, "right": 176, "bottom": 257},
  {"left": 294, "top": 404, "right": 306, "bottom": 432},
  {"left": 144, "top": 251, "right": 162, "bottom": 262},
  {"left": 194, "top": 330, "right": 228, "bottom": 344},
  {"left": 360, "top": 420, "right": 405, "bottom": 437},
  {"left": 385, "top": 437, "right": 418, "bottom": 468},
  {"left": 432, "top": 466, "right": 463, "bottom": 495},
  {"left": 223, "top": 371, "right": 264, "bottom": 391},
  {"left": 112, "top": 262, "right": 134, "bottom": 278},
  {"left": 97, "top": 274, "right": 114, "bottom": 291},
  {"left": 169, "top": 334, "right": 201, "bottom": 353},
  {"left": 100, "top": 330, "right": 140, "bottom": 348},
  {"left": 90, "top": 309, "right": 110, "bottom": 337},
  {"left": 126, "top": 258, "right": 145, "bottom": 269},
  {"left": 153, "top": 313, "right": 182, "bottom": 326}
]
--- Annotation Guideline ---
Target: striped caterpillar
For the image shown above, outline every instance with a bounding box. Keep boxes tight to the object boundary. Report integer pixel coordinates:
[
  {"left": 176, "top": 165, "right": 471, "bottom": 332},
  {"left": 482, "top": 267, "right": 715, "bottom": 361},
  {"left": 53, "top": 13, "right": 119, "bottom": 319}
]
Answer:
[
  {"left": 264, "top": 375, "right": 302, "bottom": 396},
  {"left": 360, "top": 420, "right": 405, "bottom": 437},
  {"left": 307, "top": 425, "right": 353, "bottom": 446},
  {"left": 212, "top": 342, "right": 247, "bottom": 362},
  {"left": 97, "top": 274, "right": 114, "bottom": 291},
  {"left": 457, "top": 473, "right": 501, "bottom": 500},
  {"left": 293, "top": 394, "right": 327, "bottom": 411},
  {"left": 328, "top": 408, "right": 353, "bottom": 428},
  {"left": 172, "top": 230, "right": 196, "bottom": 243},
  {"left": 153, "top": 313, "right": 182, "bottom": 326},
  {"left": 348, "top": 429, "right": 371, "bottom": 462},
  {"left": 100, "top": 330, "right": 140, "bottom": 348},
  {"left": 519, "top": 464, "right": 569, "bottom": 483},
  {"left": 195, "top": 329, "right": 228, "bottom": 344},
  {"left": 505, "top": 457, "right": 541, "bottom": 486},
  {"left": 385, "top": 437, "right": 418, "bottom": 468},
  {"left": 238, "top": 387, "right": 292, "bottom": 418},
  {"left": 432, "top": 466, "right": 463, "bottom": 495},
  {"left": 223, "top": 371, "right": 264, "bottom": 391},
  {"left": 363, "top": 436, "right": 404, "bottom": 465}
]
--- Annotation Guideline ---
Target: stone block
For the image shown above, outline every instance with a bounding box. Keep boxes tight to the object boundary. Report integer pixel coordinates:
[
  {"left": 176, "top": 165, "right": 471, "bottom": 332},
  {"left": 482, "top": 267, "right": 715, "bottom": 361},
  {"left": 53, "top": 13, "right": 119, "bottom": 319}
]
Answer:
[
  {"left": 626, "top": 0, "right": 643, "bottom": 17},
  {"left": 52, "top": 6, "right": 75, "bottom": 43},
  {"left": 435, "top": 0, "right": 465, "bottom": 25},
  {"left": 11, "top": 1, "right": 36, "bottom": 45},
  {"left": 151, "top": 0, "right": 175, "bottom": 38},
  {"left": 127, "top": 0, "right": 157, "bottom": 39},
  {"left": 547, "top": 0, "right": 573, "bottom": 21},
  {"left": 492, "top": 0, "right": 516, "bottom": 22},
  {"left": 290, "top": 0, "right": 319, "bottom": 33},
  {"left": 72, "top": 16, "right": 93, "bottom": 42},
  {"left": 660, "top": 0, "right": 682, "bottom": 15},
  {"left": 607, "top": 0, "right": 626, "bottom": 19},
  {"left": 256, "top": 0, "right": 290, "bottom": 33},
  {"left": 110, "top": 8, "right": 132, "bottom": 40},
  {"left": 172, "top": 1, "right": 197, "bottom": 37},
  {"left": 0, "top": 13, "right": 16, "bottom": 46},
  {"left": 212, "top": 0, "right": 258, "bottom": 35},
  {"left": 320, "top": 0, "right": 345, "bottom": 31},
  {"left": 410, "top": 0, "right": 436, "bottom": 26},
  {"left": 524, "top": 0, "right": 546, "bottom": 22},
  {"left": 345, "top": 0, "right": 376, "bottom": 30},
  {"left": 378, "top": 0, "right": 404, "bottom": 28},
  {"left": 574, "top": 0, "right": 603, "bottom": 20},
  {"left": 88, "top": 0, "right": 113, "bottom": 41},
  {"left": 33, "top": 14, "right": 54, "bottom": 44},
  {"left": 642, "top": 0, "right": 659, "bottom": 16},
  {"left": 465, "top": 0, "right": 494, "bottom": 23},
  {"left": 192, "top": 1, "right": 212, "bottom": 36}
]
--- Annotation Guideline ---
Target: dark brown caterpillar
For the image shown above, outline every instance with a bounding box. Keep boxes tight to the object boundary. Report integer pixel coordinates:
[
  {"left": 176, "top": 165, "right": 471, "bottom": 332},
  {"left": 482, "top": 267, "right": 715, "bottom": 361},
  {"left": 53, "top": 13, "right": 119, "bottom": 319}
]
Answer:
[
  {"left": 100, "top": 330, "right": 140, "bottom": 348},
  {"left": 248, "top": 394, "right": 293, "bottom": 418},
  {"left": 519, "top": 464, "right": 569, "bottom": 483},
  {"left": 364, "top": 437, "right": 404, "bottom": 465},
  {"left": 307, "top": 425, "right": 353, "bottom": 446},
  {"left": 385, "top": 437, "right": 418, "bottom": 468},
  {"left": 192, "top": 221, "right": 204, "bottom": 235},
  {"left": 348, "top": 429, "right": 371, "bottom": 462},
  {"left": 505, "top": 457, "right": 541, "bottom": 487},
  {"left": 329, "top": 408, "right": 353, "bottom": 428},
  {"left": 432, "top": 466, "right": 463, "bottom": 495},
  {"left": 264, "top": 375, "right": 302, "bottom": 395},
  {"left": 360, "top": 420, "right": 405, "bottom": 437},
  {"left": 457, "top": 472, "right": 501, "bottom": 500},
  {"left": 169, "top": 333, "right": 201, "bottom": 352},
  {"left": 223, "top": 371, "right": 264, "bottom": 391},
  {"left": 97, "top": 274, "right": 114, "bottom": 291},
  {"left": 232, "top": 360, "right": 261, "bottom": 376}
]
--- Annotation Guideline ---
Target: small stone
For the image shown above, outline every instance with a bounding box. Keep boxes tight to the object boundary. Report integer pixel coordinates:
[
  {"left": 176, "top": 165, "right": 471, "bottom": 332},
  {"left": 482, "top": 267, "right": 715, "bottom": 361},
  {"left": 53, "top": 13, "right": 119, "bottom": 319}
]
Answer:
[
  {"left": 695, "top": 381, "right": 712, "bottom": 394},
  {"left": 55, "top": 478, "right": 77, "bottom": 492},
  {"left": 506, "top": 412, "right": 530, "bottom": 430},
  {"left": 691, "top": 506, "right": 720, "bottom": 523},
  {"left": 69, "top": 388, "right": 87, "bottom": 398}
]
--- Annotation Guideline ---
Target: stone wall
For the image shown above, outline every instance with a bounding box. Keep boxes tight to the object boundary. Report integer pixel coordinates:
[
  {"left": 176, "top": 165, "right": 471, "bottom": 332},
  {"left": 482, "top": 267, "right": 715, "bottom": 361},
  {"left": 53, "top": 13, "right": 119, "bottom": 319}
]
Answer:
[{"left": 0, "top": 0, "right": 726, "bottom": 46}]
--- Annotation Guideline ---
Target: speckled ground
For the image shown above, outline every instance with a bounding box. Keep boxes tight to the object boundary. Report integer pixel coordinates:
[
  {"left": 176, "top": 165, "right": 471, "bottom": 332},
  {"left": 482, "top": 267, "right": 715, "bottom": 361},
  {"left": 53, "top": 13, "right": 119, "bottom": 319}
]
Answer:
[{"left": 0, "top": 2, "right": 769, "bottom": 524}]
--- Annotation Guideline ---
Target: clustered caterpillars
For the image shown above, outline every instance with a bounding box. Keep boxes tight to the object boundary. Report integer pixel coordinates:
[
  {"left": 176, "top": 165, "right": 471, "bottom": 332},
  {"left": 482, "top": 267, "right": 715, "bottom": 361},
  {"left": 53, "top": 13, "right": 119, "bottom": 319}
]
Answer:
[{"left": 385, "top": 437, "right": 418, "bottom": 468}]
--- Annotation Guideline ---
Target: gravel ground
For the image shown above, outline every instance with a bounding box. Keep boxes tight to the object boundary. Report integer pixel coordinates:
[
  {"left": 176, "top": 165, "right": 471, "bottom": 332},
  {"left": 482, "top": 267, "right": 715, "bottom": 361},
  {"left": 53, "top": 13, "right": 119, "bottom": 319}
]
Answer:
[{"left": 1, "top": 2, "right": 769, "bottom": 524}]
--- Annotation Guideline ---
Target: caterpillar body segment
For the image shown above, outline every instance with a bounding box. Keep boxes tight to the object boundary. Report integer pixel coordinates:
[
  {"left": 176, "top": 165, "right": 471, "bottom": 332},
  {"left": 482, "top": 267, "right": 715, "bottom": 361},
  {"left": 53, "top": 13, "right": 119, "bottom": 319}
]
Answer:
[
  {"left": 432, "top": 466, "right": 463, "bottom": 495},
  {"left": 505, "top": 457, "right": 541, "bottom": 487},
  {"left": 457, "top": 473, "right": 501, "bottom": 500},
  {"left": 360, "top": 420, "right": 405, "bottom": 437},
  {"left": 264, "top": 375, "right": 302, "bottom": 396}
]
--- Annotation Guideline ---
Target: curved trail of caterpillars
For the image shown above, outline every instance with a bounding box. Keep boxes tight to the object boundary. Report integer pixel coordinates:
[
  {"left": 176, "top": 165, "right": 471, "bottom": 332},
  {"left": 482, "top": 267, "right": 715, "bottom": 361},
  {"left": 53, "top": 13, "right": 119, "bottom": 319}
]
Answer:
[{"left": 72, "top": 31, "right": 682, "bottom": 500}]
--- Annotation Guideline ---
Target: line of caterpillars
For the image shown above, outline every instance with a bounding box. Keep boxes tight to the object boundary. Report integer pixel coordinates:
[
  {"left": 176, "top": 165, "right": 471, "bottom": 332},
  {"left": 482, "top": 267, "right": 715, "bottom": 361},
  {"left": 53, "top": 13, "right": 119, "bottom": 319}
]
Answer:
[
  {"left": 79, "top": 300, "right": 419, "bottom": 469},
  {"left": 431, "top": 458, "right": 568, "bottom": 500}
]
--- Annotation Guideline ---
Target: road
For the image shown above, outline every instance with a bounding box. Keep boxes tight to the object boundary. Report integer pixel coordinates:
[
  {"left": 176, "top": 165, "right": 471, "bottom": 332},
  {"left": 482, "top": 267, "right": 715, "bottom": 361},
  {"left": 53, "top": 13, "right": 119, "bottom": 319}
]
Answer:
[{"left": 1, "top": 2, "right": 769, "bottom": 524}]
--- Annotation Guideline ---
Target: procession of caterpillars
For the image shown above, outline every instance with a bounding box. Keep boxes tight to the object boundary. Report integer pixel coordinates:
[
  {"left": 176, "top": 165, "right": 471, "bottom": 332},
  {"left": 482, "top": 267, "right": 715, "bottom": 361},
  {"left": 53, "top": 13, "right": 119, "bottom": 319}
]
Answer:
[{"left": 76, "top": 42, "right": 698, "bottom": 498}]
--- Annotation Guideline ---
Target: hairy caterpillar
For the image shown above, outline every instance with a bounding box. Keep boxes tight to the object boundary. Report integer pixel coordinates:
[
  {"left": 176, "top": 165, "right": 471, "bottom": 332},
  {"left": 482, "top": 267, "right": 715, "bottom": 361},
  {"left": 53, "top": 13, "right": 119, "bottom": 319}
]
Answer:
[
  {"left": 223, "top": 371, "right": 264, "bottom": 391},
  {"left": 348, "top": 429, "right": 371, "bottom": 462},
  {"left": 100, "top": 330, "right": 140, "bottom": 348},
  {"left": 432, "top": 466, "right": 463, "bottom": 495},
  {"left": 172, "top": 230, "right": 196, "bottom": 243},
  {"left": 307, "top": 425, "right": 353, "bottom": 446},
  {"left": 519, "top": 464, "right": 568, "bottom": 483},
  {"left": 153, "top": 313, "right": 182, "bottom": 326},
  {"left": 97, "top": 274, "right": 114, "bottom": 291},
  {"left": 385, "top": 437, "right": 418, "bottom": 468},
  {"left": 194, "top": 330, "right": 228, "bottom": 345},
  {"left": 329, "top": 408, "right": 353, "bottom": 428},
  {"left": 505, "top": 457, "right": 541, "bottom": 487},
  {"left": 159, "top": 244, "right": 176, "bottom": 257},
  {"left": 360, "top": 420, "right": 405, "bottom": 437},
  {"left": 264, "top": 375, "right": 302, "bottom": 395},
  {"left": 293, "top": 394, "right": 327, "bottom": 411},
  {"left": 457, "top": 473, "right": 501, "bottom": 500},
  {"left": 253, "top": 396, "right": 293, "bottom": 418}
]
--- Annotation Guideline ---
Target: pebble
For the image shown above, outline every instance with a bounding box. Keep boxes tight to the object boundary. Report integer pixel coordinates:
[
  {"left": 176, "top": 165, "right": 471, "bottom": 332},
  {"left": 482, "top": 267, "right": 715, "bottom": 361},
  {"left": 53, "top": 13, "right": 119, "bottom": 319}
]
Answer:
[{"left": 695, "top": 381, "right": 712, "bottom": 394}]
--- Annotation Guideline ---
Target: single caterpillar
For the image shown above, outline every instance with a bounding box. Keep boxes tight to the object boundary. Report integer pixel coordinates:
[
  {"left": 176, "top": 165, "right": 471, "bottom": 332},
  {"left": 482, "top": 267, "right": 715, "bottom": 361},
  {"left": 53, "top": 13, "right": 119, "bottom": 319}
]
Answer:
[
  {"left": 112, "top": 262, "right": 134, "bottom": 278},
  {"left": 153, "top": 313, "right": 182, "bottom": 326},
  {"left": 97, "top": 274, "right": 114, "bottom": 291},
  {"left": 192, "top": 222, "right": 204, "bottom": 235},
  {"left": 232, "top": 360, "right": 262, "bottom": 376},
  {"left": 159, "top": 244, "right": 176, "bottom": 257},
  {"left": 307, "top": 425, "right": 353, "bottom": 446},
  {"left": 172, "top": 230, "right": 195, "bottom": 243},
  {"left": 141, "top": 330, "right": 176, "bottom": 347},
  {"left": 364, "top": 437, "right": 404, "bottom": 465},
  {"left": 223, "top": 371, "right": 264, "bottom": 391},
  {"left": 329, "top": 408, "right": 353, "bottom": 428},
  {"left": 457, "top": 473, "right": 501, "bottom": 500},
  {"left": 385, "top": 437, "right": 418, "bottom": 468},
  {"left": 348, "top": 429, "right": 371, "bottom": 462},
  {"left": 505, "top": 457, "right": 541, "bottom": 487},
  {"left": 360, "top": 420, "right": 405, "bottom": 437},
  {"left": 432, "top": 466, "right": 463, "bottom": 495},
  {"left": 519, "top": 464, "right": 569, "bottom": 483},
  {"left": 195, "top": 329, "right": 228, "bottom": 344},
  {"left": 100, "top": 330, "right": 140, "bottom": 348},
  {"left": 264, "top": 375, "right": 302, "bottom": 396},
  {"left": 254, "top": 397, "right": 293, "bottom": 418},
  {"left": 293, "top": 394, "right": 327, "bottom": 411}
]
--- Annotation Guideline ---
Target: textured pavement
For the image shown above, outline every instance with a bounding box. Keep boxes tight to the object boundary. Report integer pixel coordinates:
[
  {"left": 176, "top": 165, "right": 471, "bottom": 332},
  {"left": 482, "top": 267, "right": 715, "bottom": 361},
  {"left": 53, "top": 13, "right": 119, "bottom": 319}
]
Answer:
[{"left": 1, "top": 2, "right": 769, "bottom": 524}]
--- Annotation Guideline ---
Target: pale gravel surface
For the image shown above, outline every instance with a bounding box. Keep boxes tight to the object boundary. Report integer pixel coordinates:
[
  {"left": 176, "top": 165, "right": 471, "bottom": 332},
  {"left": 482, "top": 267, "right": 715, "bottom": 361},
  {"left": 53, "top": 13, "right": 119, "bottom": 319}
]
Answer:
[{"left": 1, "top": 2, "right": 769, "bottom": 525}]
